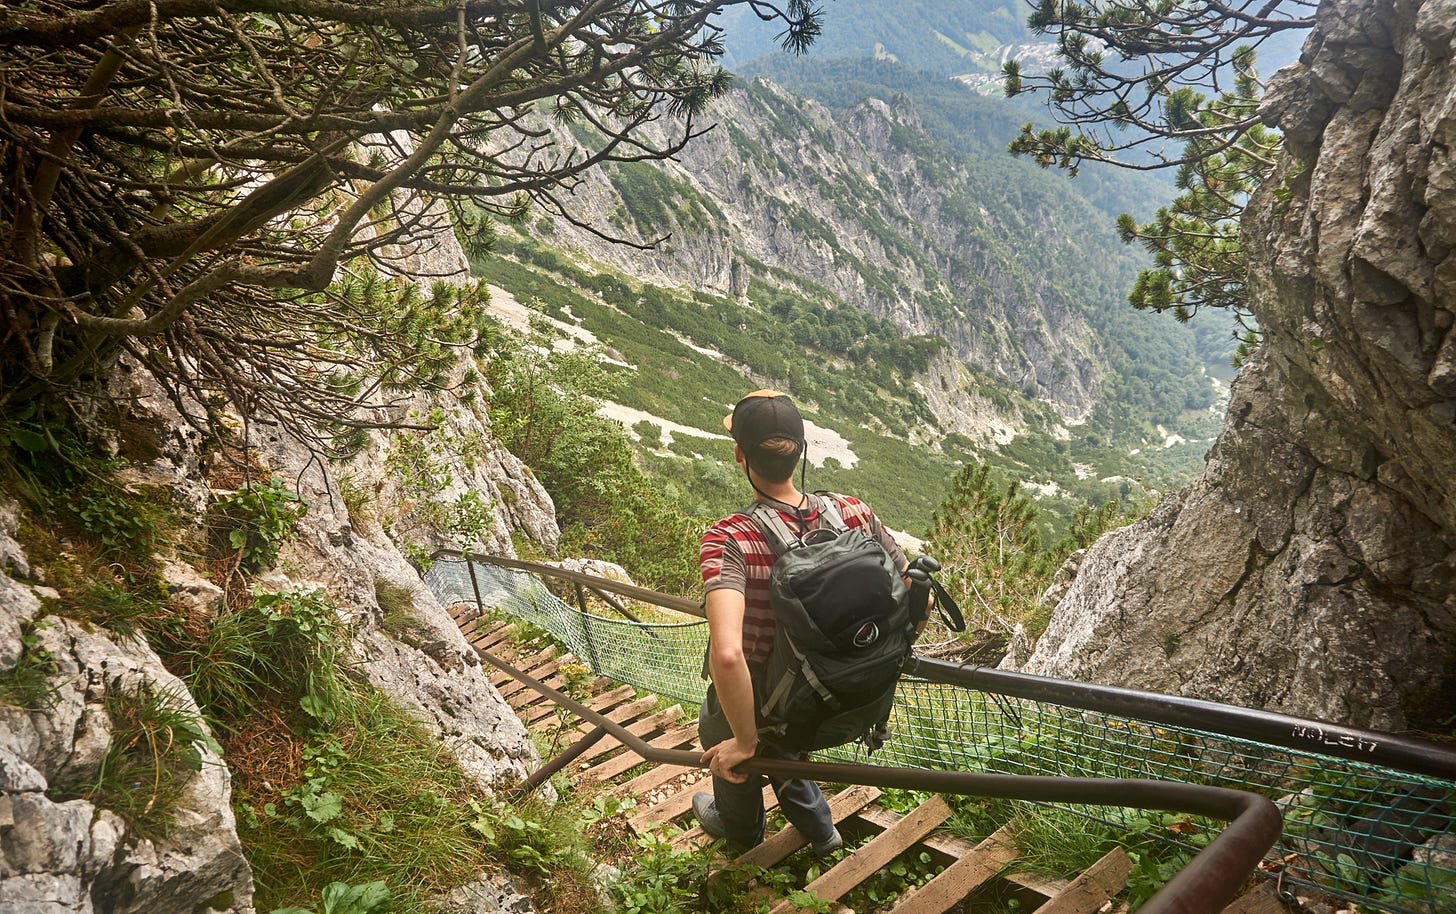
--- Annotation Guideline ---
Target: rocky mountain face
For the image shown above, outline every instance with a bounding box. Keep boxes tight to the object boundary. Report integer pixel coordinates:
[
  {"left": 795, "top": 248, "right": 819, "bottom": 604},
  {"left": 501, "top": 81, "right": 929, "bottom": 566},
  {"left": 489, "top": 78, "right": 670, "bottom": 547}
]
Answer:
[
  {"left": 1019, "top": 0, "right": 1456, "bottom": 733},
  {"left": 0, "top": 212, "right": 556, "bottom": 912},
  {"left": 530, "top": 79, "right": 1122, "bottom": 442}
]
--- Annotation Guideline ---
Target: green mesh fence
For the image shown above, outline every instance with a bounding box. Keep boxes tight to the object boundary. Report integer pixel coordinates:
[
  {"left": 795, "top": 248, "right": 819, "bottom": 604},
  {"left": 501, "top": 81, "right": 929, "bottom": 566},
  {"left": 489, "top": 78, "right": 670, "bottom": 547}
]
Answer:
[{"left": 425, "top": 555, "right": 1456, "bottom": 914}]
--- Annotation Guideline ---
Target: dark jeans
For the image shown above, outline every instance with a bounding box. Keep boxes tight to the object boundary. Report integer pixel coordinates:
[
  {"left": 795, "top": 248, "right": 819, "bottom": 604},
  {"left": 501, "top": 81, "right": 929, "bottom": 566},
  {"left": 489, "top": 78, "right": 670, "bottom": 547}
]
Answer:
[{"left": 697, "top": 685, "right": 836, "bottom": 849}]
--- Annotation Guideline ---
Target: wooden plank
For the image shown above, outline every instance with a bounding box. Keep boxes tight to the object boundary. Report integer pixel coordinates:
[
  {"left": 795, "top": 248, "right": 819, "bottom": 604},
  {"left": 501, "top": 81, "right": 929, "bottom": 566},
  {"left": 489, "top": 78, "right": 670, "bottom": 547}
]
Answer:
[
  {"left": 507, "top": 668, "right": 569, "bottom": 708},
  {"left": 498, "top": 656, "right": 565, "bottom": 699},
  {"left": 612, "top": 756, "right": 704, "bottom": 800},
  {"left": 456, "top": 616, "right": 500, "bottom": 639},
  {"left": 1036, "top": 848, "right": 1132, "bottom": 914},
  {"left": 631, "top": 777, "right": 721, "bottom": 832},
  {"left": 525, "top": 683, "right": 636, "bottom": 725},
  {"left": 488, "top": 644, "right": 559, "bottom": 686},
  {"left": 472, "top": 622, "right": 519, "bottom": 647},
  {"left": 570, "top": 706, "right": 684, "bottom": 768},
  {"left": 852, "top": 804, "right": 1069, "bottom": 897},
  {"left": 769, "top": 796, "right": 954, "bottom": 914},
  {"left": 733, "top": 784, "right": 883, "bottom": 870},
  {"left": 885, "top": 826, "right": 1019, "bottom": 914},
  {"left": 1218, "top": 881, "right": 1287, "bottom": 914},
  {"left": 468, "top": 624, "right": 517, "bottom": 652},
  {"left": 576, "top": 723, "right": 699, "bottom": 787}
]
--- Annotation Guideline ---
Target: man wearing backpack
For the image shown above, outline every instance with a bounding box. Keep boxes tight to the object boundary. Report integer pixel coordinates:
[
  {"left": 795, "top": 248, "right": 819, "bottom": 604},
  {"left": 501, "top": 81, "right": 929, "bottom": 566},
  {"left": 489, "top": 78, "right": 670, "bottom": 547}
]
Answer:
[{"left": 693, "top": 389, "right": 910, "bottom": 856}]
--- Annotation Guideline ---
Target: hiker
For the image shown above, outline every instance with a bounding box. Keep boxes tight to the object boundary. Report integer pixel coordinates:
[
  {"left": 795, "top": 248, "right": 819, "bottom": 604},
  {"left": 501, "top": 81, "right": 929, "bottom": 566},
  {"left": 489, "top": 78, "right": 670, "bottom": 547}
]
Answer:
[{"left": 693, "top": 389, "right": 910, "bottom": 856}]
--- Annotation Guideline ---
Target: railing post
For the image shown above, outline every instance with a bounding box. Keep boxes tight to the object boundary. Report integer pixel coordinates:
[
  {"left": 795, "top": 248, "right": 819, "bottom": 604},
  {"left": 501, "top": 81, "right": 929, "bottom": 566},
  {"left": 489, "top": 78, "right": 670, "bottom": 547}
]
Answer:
[
  {"left": 580, "top": 595, "right": 602, "bottom": 673},
  {"left": 465, "top": 556, "right": 485, "bottom": 622}
]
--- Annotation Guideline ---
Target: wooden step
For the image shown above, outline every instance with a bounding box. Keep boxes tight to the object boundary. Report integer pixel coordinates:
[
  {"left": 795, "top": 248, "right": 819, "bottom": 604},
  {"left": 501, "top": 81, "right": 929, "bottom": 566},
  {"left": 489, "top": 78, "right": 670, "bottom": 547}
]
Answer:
[
  {"left": 612, "top": 753, "right": 705, "bottom": 800},
  {"left": 671, "top": 787, "right": 784, "bottom": 851},
  {"left": 1036, "top": 847, "right": 1132, "bottom": 914},
  {"left": 733, "top": 784, "right": 883, "bottom": 870},
  {"left": 885, "top": 826, "right": 1019, "bottom": 914},
  {"left": 854, "top": 803, "right": 1068, "bottom": 898},
  {"left": 467, "top": 623, "right": 516, "bottom": 652},
  {"left": 526, "top": 683, "right": 636, "bottom": 726},
  {"left": 768, "top": 795, "right": 954, "bottom": 914},
  {"left": 629, "top": 774, "right": 724, "bottom": 832},
  {"left": 568, "top": 705, "right": 685, "bottom": 769},
  {"left": 1219, "top": 881, "right": 1286, "bottom": 914},
  {"left": 576, "top": 723, "right": 699, "bottom": 787}
]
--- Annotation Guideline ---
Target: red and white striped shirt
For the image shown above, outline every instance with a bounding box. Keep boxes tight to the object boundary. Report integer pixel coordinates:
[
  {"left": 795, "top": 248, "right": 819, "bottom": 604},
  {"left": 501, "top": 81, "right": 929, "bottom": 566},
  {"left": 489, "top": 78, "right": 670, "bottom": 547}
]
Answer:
[{"left": 699, "top": 493, "right": 906, "bottom": 666}]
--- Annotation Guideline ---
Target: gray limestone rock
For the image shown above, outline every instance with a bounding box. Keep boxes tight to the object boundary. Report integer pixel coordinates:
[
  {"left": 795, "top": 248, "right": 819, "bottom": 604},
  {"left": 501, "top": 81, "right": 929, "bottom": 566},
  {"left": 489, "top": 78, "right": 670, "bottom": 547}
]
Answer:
[
  {"left": 1019, "top": 0, "right": 1456, "bottom": 732},
  {"left": 1, "top": 562, "right": 253, "bottom": 914}
]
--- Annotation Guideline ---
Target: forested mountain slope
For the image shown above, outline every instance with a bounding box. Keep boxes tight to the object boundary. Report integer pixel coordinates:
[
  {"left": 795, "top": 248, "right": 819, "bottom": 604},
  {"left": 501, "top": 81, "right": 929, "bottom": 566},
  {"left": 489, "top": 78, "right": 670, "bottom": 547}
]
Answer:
[{"left": 475, "top": 70, "right": 1225, "bottom": 535}]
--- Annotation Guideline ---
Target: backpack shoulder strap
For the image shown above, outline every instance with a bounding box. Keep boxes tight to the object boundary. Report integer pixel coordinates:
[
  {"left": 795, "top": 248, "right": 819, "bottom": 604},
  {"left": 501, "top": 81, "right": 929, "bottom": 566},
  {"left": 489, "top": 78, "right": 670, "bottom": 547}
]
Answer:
[
  {"left": 744, "top": 503, "right": 800, "bottom": 557},
  {"left": 814, "top": 492, "right": 860, "bottom": 536}
]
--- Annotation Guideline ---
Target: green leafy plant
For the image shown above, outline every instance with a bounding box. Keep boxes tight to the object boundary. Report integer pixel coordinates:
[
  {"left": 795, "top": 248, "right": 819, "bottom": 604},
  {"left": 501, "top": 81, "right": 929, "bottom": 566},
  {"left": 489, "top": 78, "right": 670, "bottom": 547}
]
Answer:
[
  {"left": 210, "top": 478, "right": 306, "bottom": 574},
  {"left": 67, "top": 480, "right": 162, "bottom": 563},
  {"left": 606, "top": 834, "right": 714, "bottom": 914},
  {"left": 270, "top": 881, "right": 391, "bottom": 914},
  {"left": 182, "top": 587, "right": 346, "bottom": 734}
]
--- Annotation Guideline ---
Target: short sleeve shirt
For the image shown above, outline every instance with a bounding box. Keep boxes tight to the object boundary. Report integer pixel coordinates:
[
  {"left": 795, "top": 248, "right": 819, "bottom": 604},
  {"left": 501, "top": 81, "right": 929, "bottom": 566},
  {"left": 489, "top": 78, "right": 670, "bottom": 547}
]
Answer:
[{"left": 699, "top": 493, "right": 908, "bottom": 666}]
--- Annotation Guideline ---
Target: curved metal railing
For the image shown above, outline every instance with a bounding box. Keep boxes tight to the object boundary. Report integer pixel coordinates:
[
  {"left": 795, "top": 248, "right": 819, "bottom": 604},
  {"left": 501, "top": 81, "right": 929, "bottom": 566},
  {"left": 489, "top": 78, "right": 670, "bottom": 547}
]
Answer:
[{"left": 426, "top": 550, "right": 1456, "bottom": 914}]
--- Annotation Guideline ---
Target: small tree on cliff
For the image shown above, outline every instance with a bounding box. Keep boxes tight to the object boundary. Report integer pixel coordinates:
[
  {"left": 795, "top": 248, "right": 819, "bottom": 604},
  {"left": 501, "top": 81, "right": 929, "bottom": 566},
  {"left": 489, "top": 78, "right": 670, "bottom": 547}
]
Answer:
[
  {"left": 1004, "top": 0, "right": 1311, "bottom": 333},
  {"left": 0, "top": 0, "right": 821, "bottom": 453}
]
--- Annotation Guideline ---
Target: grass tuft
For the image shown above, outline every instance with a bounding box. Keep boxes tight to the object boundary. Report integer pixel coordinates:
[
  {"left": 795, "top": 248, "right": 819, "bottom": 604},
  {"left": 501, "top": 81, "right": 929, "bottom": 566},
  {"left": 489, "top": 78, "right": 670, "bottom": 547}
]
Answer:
[{"left": 53, "top": 680, "right": 218, "bottom": 840}]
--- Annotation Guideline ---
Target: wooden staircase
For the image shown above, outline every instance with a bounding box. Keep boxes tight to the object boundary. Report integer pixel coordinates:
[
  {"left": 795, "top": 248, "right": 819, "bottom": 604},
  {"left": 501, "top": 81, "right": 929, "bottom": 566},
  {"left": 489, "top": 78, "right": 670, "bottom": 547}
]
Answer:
[{"left": 452, "top": 611, "right": 1286, "bottom": 914}]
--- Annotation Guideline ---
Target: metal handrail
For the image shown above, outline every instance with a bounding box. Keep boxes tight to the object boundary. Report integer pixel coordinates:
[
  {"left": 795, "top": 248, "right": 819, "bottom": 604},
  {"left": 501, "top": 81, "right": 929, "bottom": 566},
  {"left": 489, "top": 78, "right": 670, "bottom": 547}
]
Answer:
[
  {"left": 478, "top": 647, "right": 1283, "bottom": 914},
  {"left": 439, "top": 549, "right": 1456, "bottom": 784},
  {"left": 910, "top": 659, "right": 1456, "bottom": 783}
]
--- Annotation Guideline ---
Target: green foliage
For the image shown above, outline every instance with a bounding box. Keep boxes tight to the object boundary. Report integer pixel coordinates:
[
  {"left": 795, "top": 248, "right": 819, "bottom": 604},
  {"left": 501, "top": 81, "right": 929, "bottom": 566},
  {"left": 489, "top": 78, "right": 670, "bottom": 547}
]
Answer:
[
  {"left": 606, "top": 834, "right": 713, "bottom": 914},
  {"left": 384, "top": 419, "right": 496, "bottom": 553},
  {"left": 1120, "top": 812, "right": 1215, "bottom": 908},
  {"left": 181, "top": 587, "right": 347, "bottom": 734},
  {"left": 926, "top": 463, "right": 1128, "bottom": 638},
  {"left": 1, "top": 0, "right": 825, "bottom": 456},
  {"left": 70, "top": 578, "right": 173, "bottom": 641},
  {"left": 482, "top": 319, "right": 702, "bottom": 593},
  {"left": 66, "top": 480, "right": 163, "bottom": 563},
  {"left": 1117, "top": 50, "right": 1279, "bottom": 323},
  {"left": 270, "top": 881, "right": 391, "bottom": 914},
  {"left": 173, "top": 582, "right": 599, "bottom": 913},
  {"left": 55, "top": 680, "right": 220, "bottom": 840},
  {"left": 210, "top": 479, "right": 307, "bottom": 574}
]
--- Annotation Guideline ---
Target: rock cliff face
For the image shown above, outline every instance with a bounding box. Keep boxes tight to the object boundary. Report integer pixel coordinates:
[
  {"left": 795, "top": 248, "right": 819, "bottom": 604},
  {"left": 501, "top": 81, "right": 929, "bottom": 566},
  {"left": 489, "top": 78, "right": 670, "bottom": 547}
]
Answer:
[
  {"left": 1, "top": 534, "right": 254, "bottom": 914},
  {"left": 1, "top": 207, "right": 557, "bottom": 911},
  {"left": 1019, "top": 0, "right": 1456, "bottom": 732},
  {"left": 525, "top": 80, "right": 1119, "bottom": 440}
]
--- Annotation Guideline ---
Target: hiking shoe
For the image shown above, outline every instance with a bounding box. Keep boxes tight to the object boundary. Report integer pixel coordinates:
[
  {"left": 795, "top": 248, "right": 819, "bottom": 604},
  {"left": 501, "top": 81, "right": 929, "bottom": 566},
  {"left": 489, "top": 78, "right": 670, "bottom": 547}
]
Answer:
[
  {"left": 693, "top": 791, "right": 727, "bottom": 839},
  {"left": 810, "top": 826, "right": 843, "bottom": 858}
]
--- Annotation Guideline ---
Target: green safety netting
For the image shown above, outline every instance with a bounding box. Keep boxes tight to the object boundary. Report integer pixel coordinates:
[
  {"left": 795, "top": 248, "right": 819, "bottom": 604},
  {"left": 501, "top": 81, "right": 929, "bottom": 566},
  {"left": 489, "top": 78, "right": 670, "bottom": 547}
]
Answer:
[{"left": 425, "top": 555, "right": 1456, "bottom": 914}]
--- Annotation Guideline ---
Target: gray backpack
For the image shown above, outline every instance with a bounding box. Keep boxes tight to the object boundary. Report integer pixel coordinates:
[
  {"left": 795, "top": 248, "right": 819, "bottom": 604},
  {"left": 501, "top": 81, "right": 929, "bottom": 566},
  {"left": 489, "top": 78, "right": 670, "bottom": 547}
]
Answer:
[{"left": 749, "top": 497, "right": 914, "bottom": 753}]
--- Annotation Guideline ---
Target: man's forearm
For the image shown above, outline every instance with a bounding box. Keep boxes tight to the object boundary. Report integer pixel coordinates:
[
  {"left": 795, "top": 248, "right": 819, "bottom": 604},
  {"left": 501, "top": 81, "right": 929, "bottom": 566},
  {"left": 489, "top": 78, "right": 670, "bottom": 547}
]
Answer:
[{"left": 710, "top": 653, "right": 760, "bottom": 751}]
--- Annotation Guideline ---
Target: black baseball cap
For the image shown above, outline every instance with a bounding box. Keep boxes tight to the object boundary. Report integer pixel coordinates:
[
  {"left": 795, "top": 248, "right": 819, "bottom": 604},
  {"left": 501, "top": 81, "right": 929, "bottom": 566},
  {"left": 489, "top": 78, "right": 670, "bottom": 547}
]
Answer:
[{"left": 723, "top": 389, "right": 805, "bottom": 453}]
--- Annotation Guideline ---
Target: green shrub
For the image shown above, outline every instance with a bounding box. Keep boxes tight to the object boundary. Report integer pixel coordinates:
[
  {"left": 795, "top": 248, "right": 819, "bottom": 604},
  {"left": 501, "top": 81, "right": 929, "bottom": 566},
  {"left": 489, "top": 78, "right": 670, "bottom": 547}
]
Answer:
[
  {"left": 210, "top": 478, "right": 307, "bottom": 573},
  {"left": 0, "top": 618, "right": 59, "bottom": 709}
]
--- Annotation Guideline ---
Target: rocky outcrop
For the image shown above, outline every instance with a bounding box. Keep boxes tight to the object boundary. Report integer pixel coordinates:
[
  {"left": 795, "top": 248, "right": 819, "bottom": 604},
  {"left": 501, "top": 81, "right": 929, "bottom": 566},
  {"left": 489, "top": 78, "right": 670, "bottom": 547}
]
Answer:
[
  {"left": 1019, "top": 0, "right": 1456, "bottom": 732},
  {"left": 1, "top": 508, "right": 254, "bottom": 914},
  {"left": 1, "top": 192, "right": 561, "bottom": 908}
]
